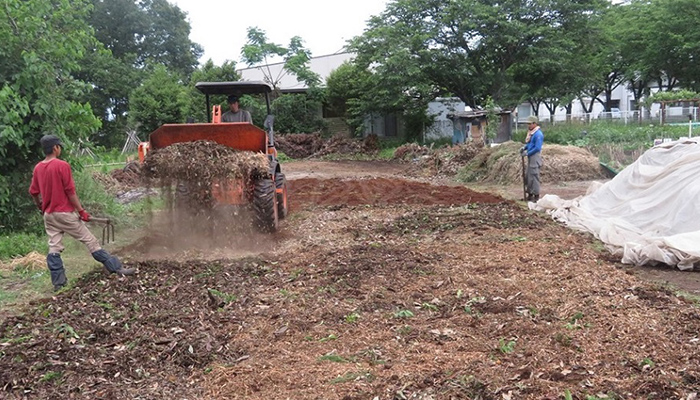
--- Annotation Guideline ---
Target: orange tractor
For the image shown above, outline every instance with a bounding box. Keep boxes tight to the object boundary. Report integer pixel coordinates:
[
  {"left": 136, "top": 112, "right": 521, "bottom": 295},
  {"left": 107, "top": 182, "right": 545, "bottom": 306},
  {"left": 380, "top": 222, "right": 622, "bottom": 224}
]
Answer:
[{"left": 139, "top": 81, "right": 288, "bottom": 232}]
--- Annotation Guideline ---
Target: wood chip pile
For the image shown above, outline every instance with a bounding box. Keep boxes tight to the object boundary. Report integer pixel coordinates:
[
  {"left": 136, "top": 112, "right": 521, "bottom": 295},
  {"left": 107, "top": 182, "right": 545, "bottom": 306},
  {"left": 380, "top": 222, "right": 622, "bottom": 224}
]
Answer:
[
  {"left": 393, "top": 143, "right": 432, "bottom": 161},
  {"left": 142, "top": 140, "right": 269, "bottom": 209},
  {"left": 143, "top": 141, "right": 269, "bottom": 183},
  {"left": 309, "top": 135, "right": 380, "bottom": 158},
  {"left": 110, "top": 161, "right": 142, "bottom": 187},
  {"left": 276, "top": 134, "right": 381, "bottom": 159},
  {"left": 91, "top": 171, "right": 124, "bottom": 195},
  {"left": 275, "top": 133, "right": 324, "bottom": 159}
]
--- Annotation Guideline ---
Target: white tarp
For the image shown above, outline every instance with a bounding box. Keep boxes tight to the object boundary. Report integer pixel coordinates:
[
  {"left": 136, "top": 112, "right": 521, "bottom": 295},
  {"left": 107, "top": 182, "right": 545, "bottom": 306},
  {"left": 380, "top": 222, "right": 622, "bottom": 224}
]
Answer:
[{"left": 531, "top": 138, "right": 700, "bottom": 270}]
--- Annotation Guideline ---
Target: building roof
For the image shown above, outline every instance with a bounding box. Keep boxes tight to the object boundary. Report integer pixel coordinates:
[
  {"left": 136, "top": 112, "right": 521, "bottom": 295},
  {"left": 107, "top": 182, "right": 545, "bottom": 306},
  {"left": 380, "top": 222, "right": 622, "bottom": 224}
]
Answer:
[{"left": 237, "top": 52, "right": 355, "bottom": 91}]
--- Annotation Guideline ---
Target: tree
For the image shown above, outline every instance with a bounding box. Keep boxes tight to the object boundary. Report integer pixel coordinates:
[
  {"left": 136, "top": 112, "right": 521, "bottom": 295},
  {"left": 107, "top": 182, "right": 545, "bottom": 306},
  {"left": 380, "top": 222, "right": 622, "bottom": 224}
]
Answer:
[
  {"left": 350, "top": 0, "right": 606, "bottom": 110},
  {"left": 79, "top": 0, "right": 203, "bottom": 148},
  {"left": 128, "top": 66, "right": 189, "bottom": 138},
  {"left": 272, "top": 91, "right": 327, "bottom": 134},
  {"left": 325, "top": 62, "right": 374, "bottom": 134},
  {"left": 619, "top": 0, "right": 700, "bottom": 94},
  {"left": 0, "top": 0, "right": 101, "bottom": 232},
  {"left": 240, "top": 27, "right": 321, "bottom": 93},
  {"left": 184, "top": 60, "right": 241, "bottom": 124}
]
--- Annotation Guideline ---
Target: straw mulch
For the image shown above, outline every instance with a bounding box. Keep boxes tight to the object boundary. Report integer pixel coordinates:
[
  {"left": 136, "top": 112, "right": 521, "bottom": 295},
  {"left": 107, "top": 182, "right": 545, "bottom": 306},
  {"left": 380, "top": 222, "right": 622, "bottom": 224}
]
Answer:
[
  {"left": 0, "top": 251, "right": 45, "bottom": 272},
  {"left": 408, "top": 141, "right": 606, "bottom": 184},
  {"left": 467, "top": 142, "right": 606, "bottom": 184}
]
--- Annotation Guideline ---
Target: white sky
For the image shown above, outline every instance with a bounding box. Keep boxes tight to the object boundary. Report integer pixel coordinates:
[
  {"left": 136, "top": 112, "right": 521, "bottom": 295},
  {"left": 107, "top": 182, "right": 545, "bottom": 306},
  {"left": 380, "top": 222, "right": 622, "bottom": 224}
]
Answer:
[{"left": 170, "top": 0, "right": 390, "bottom": 67}]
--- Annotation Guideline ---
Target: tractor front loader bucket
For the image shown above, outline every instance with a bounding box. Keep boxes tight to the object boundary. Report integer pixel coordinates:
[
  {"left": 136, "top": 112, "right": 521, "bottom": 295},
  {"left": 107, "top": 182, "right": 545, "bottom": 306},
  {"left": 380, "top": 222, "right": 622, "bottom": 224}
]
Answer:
[{"left": 149, "top": 123, "right": 267, "bottom": 152}]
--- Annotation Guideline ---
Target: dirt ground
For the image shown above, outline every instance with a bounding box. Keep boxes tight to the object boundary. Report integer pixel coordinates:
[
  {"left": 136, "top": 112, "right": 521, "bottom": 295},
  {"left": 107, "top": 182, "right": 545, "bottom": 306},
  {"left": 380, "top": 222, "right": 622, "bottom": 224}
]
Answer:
[{"left": 1, "top": 160, "right": 699, "bottom": 399}]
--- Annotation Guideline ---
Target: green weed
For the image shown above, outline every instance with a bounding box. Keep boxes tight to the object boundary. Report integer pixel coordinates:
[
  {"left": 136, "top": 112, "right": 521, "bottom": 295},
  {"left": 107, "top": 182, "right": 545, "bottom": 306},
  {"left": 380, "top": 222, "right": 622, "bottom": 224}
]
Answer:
[
  {"left": 555, "top": 332, "right": 573, "bottom": 347},
  {"left": 498, "top": 338, "right": 516, "bottom": 354},
  {"left": 344, "top": 312, "right": 360, "bottom": 323},
  {"left": 55, "top": 323, "right": 79, "bottom": 340},
  {"left": 565, "top": 311, "right": 589, "bottom": 330},
  {"left": 0, "top": 233, "right": 47, "bottom": 260},
  {"left": 318, "top": 334, "right": 338, "bottom": 342},
  {"left": 96, "top": 302, "right": 114, "bottom": 311},
  {"left": 39, "top": 371, "right": 63, "bottom": 383},
  {"left": 393, "top": 309, "right": 414, "bottom": 319},
  {"left": 420, "top": 303, "right": 438, "bottom": 311},
  {"left": 207, "top": 288, "right": 237, "bottom": 304},
  {"left": 398, "top": 326, "right": 412, "bottom": 335},
  {"left": 318, "top": 354, "right": 349, "bottom": 363}
]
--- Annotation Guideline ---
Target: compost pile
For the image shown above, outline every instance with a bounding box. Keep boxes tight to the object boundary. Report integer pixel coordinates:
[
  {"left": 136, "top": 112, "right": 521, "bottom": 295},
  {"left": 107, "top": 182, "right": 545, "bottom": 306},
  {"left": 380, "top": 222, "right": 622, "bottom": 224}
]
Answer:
[
  {"left": 143, "top": 140, "right": 269, "bottom": 209},
  {"left": 393, "top": 142, "right": 432, "bottom": 161},
  {"left": 462, "top": 142, "right": 606, "bottom": 184},
  {"left": 91, "top": 171, "right": 124, "bottom": 194},
  {"left": 407, "top": 141, "right": 605, "bottom": 184},
  {"left": 109, "top": 162, "right": 143, "bottom": 189},
  {"left": 309, "top": 134, "right": 380, "bottom": 158},
  {"left": 275, "top": 133, "right": 324, "bottom": 158}
]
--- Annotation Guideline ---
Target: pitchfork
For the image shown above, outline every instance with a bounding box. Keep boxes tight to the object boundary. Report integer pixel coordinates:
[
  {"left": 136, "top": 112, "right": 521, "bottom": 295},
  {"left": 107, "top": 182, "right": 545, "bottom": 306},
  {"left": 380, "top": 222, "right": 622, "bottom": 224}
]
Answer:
[{"left": 90, "top": 217, "right": 115, "bottom": 245}]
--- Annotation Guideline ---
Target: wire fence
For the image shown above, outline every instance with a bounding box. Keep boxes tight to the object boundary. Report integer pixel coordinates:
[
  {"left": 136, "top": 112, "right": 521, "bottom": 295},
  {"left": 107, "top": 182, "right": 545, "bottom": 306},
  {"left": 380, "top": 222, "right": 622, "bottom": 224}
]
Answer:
[{"left": 522, "top": 107, "right": 700, "bottom": 126}]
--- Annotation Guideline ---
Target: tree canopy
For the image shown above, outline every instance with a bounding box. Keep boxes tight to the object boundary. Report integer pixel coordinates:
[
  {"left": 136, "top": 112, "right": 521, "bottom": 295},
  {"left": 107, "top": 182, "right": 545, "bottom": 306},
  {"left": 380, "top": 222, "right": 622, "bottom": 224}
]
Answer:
[
  {"left": 350, "top": 0, "right": 606, "bottom": 110},
  {"left": 0, "top": 0, "right": 101, "bottom": 231},
  {"left": 81, "top": 0, "right": 203, "bottom": 147},
  {"left": 241, "top": 27, "right": 320, "bottom": 93}
]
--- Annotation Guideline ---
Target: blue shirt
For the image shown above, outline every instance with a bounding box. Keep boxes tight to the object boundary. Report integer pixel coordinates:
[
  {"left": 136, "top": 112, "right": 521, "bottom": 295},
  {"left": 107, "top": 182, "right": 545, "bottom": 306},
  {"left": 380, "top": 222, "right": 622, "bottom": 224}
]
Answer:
[{"left": 525, "top": 128, "right": 543, "bottom": 156}]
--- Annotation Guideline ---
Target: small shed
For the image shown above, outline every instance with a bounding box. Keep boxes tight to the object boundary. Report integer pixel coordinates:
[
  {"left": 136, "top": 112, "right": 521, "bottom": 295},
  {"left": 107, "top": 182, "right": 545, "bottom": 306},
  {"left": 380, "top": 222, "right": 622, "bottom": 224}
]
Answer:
[{"left": 447, "top": 109, "right": 513, "bottom": 144}]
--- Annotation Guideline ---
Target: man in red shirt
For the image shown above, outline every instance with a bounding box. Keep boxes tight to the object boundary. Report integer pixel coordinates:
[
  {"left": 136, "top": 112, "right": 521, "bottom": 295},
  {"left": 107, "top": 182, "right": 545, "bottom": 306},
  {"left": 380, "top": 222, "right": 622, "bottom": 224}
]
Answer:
[{"left": 29, "top": 135, "right": 134, "bottom": 291}]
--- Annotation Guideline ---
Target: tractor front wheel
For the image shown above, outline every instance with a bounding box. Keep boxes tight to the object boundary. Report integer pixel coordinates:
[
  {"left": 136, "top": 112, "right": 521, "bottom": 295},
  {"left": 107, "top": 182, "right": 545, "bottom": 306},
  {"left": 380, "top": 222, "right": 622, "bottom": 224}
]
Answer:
[
  {"left": 275, "top": 172, "right": 288, "bottom": 219},
  {"left": 252, "top": 177, "right": 279, "bottom": 233}
]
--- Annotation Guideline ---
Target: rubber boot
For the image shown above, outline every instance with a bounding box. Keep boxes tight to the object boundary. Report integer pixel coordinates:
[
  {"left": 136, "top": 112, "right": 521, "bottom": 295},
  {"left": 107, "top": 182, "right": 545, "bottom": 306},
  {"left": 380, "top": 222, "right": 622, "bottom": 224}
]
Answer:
[
  {"left": 92, "top": 249, "right": 135, "bottom": 276},
  {"left": 47, "top": 253, "right": 67, "bottom": 291}
]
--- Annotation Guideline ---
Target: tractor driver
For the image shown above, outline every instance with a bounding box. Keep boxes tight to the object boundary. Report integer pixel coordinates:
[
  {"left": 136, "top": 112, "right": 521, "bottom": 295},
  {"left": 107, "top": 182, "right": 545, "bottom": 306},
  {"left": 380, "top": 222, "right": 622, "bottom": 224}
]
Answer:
[{"left": 222, "top": 95, "right": 252, "bottom": 123}]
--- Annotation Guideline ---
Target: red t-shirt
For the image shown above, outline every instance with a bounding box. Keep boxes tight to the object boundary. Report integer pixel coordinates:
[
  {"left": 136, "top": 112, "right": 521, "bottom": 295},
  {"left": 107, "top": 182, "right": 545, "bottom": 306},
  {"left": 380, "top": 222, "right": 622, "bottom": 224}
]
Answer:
[{"left": 29, "top": 159, "right": 77, "bottom": 214}]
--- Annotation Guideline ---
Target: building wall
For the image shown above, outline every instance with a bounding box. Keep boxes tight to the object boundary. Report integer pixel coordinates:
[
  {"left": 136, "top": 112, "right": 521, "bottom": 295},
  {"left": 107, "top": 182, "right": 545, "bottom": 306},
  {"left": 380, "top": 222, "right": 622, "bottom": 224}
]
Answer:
[{"left": 424, "top": 98, "right": 467, "bottom": 141}]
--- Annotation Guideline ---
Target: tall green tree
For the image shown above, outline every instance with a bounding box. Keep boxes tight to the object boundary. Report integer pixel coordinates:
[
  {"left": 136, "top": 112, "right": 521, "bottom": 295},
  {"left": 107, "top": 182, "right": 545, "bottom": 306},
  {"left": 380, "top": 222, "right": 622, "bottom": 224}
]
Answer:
[
  {"left": 325, "top": 62, "right": 374, "bottom": 134},
  {"left": 128, "top": 66, "right": 189, "bottom": 137},
  {"left": 184, "top": 60, "right": 241, "bottom": 123},
  {"left": 79, "top": 0, "right": 203, "bottom": 148},
  {"left": 241, "top": 27, "right": 321, "bottom": 93},
  {"left": 351, "top": 0, "right": 606, "bottom": 110},
  {"left": 0, "top": 0, "right": 101, "bottom": 232},
  {"left": 620, "top": 0, "right": 700, "bottom": 93},
  {"left": 272, "top": 92, "right": 327, "bottom": 134}
]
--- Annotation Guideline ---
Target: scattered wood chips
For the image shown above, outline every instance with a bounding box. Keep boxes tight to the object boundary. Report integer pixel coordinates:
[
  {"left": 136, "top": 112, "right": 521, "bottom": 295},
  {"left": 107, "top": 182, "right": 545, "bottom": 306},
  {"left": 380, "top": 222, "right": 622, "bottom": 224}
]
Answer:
[{"left": 2, "top": 173, "right": 698, "bottom": 400}]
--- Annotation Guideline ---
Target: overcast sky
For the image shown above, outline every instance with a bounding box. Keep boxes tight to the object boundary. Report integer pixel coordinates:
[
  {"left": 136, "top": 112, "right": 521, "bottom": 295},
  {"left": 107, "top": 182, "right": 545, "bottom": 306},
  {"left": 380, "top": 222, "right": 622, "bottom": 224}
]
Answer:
[{"left": 170, "top": 0, "right": 390, "bottom": 66}]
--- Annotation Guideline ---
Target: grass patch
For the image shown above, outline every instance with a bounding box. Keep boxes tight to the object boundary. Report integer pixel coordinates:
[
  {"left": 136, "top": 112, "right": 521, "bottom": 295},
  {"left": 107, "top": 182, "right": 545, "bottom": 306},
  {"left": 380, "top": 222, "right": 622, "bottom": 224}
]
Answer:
[{"left": 0, "top": 233, "right": 47, "bottom": 261}]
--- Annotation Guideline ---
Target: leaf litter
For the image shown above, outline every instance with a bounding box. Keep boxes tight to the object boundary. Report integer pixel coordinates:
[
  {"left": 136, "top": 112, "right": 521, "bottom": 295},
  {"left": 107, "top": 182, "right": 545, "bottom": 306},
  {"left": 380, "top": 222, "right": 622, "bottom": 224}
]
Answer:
[{"left": 0, "top": 171, "right": 699, "bottom": 399}]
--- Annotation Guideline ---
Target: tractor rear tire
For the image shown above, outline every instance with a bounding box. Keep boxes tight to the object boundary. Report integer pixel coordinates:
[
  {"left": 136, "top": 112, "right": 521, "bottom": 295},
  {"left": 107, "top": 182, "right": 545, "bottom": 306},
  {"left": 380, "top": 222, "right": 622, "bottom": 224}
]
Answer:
[
  {"left": 252, "top": 177, "right": 279, "bottom": 233},
  {"left": 275, "top": 172, "right": 288, "bottom": 219}
]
